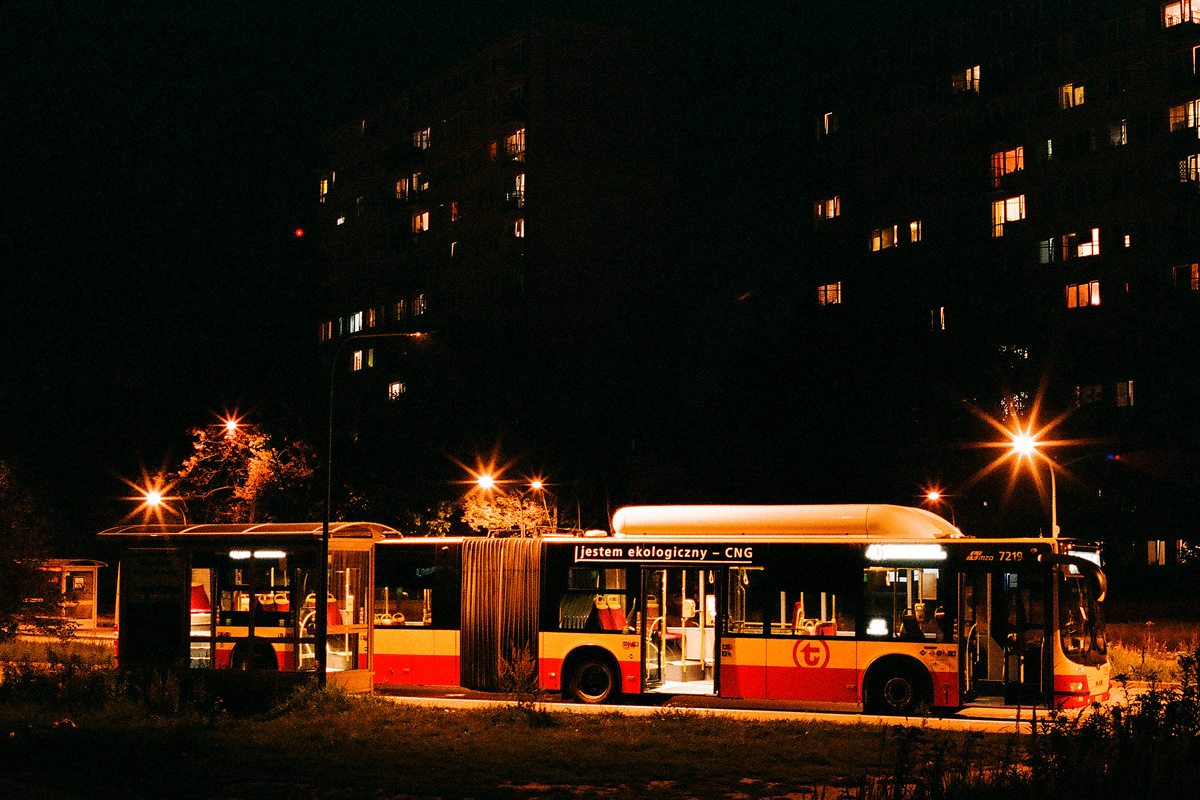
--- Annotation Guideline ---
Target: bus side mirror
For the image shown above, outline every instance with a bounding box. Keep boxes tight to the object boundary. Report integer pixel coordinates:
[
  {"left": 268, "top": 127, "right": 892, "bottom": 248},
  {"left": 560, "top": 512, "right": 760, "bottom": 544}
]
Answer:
[{"left": 1038, "top": 553, "right": 1107, "bottom": 603}]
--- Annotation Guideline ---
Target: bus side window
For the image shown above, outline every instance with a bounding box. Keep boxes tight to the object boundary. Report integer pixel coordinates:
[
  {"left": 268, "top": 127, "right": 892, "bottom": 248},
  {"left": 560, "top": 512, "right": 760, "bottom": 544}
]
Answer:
[
  {"left": 863, "top": 567, "right": 939, "bottom": 641},
  {"left": 726, "top": 567, "right": 764, "bottom": 635}
]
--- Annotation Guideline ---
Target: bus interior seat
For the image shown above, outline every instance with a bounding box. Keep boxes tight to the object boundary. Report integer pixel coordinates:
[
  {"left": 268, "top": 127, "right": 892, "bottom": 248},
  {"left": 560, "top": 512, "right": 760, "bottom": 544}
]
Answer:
[
  {"left": 900, "top": 613, "right": 925, "bottom": 640},
  {"left": 600, "top": 594, "right": 627, "bottom": 631}
]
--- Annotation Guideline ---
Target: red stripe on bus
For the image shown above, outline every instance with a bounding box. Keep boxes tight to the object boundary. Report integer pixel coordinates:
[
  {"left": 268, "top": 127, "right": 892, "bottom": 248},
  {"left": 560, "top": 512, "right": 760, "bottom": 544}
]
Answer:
[{"left": 374, "top": 653, "right": 460, "bottom": 686}]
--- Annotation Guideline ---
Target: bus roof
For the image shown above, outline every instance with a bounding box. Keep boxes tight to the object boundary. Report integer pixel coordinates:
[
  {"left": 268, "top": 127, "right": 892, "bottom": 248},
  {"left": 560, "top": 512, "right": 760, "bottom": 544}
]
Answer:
[
  {"left": 610, "top": 504, "right": 962, "bottom": 539},
  {"left": 97, "top": 521, "right": 397, "bottom": 539}
]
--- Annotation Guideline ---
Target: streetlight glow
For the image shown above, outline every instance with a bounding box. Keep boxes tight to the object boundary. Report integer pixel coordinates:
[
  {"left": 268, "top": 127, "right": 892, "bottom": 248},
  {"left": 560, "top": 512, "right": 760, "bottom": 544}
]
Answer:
[
  {"left": 1010, "top": 429, "right": 1038, "bottom": 459},
  {"left": 476, "top": 473, "right": 496, "bottom": 491}
]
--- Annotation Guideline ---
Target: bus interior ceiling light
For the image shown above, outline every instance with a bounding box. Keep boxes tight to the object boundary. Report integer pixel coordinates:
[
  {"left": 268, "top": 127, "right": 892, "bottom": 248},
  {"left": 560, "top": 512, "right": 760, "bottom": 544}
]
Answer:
[
  {"left": 865, "top": 544, "right": 948, "bottom": 561},
  {"left": 228, "top": 550, "right": 287, "bottom": 560}
]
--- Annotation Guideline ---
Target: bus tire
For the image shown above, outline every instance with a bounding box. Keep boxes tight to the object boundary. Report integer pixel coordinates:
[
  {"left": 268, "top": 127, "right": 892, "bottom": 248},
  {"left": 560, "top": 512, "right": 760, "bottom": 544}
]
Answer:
[
  {"left": 566, "top": 658, "right": 617, "bottom": 704},
  {"left": 866, "top": 661, "right": 930, "bottom": 716}
]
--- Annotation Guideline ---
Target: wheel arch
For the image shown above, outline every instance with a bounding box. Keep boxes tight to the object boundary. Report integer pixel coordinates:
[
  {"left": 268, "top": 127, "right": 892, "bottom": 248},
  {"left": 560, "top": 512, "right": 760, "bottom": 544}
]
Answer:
[
  {"left": 861, "top": 653, "right": 933, "bottom": 710},
  {"left": 229, "top": 638, "right": 281, "bottom": 671},
  {"left": 561, "top": 644, "right": 623, "bottom": 700}
]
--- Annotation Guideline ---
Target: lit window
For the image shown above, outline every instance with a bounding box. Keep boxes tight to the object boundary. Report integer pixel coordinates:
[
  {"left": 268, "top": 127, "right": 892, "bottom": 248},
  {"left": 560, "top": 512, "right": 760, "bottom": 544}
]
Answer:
[
  {"left": 991, "top": 195, "right": 1025, "bottom": 237},
  {"left": 1124, "top": 234, "right": 1132, "bottom": 248},
  {"left": 414, "top": 293, "right": 426, "bottom": 316},
  {"left": 822, "top": 110, "right": 839, "bottom": 135},
  {"left": 367, "top": 348, "right": 374, "bottom": 368},
  {"left": 488, "top": 141, "right": 499, "bottom": 161},
  {"left": 319, "top": 321, "right": 332, "bottom": 341},
  {"left": 413, "top": 127, "right": 431, "bottom": 149},
  {"left": 814, "top": 196, "right": 841, "bottom": 225},
  {"left": 952, "top": 65, "right": 981, "bottom": 93},
  {"left": 514, "top": 218, "right": 525, "bottom": 238},
  {"left": 1116, "top": 380, "right": 1134, "bottom": 407},
  {"left": 870, "top": 225, "right": 898, "bottom": 251},
  {"left": 388, "top": 382, "right": 407, "bottom": 400},
  {"left": 909, "top": 220, "right": 922, "bottom": 243},
  {"left": 395, "top": 299, "right": 407, "bottom": 320},
  {"left": 450, "top": 241, "right": 457, "bottom": 259},
  {"left": 412, "top": 211, "right": 430, "bottom": 233},
  {"left": 1169, "top": 100, "right": 1200, "bottom": 133},
  {"left": 1066, "top": 281, "right": 1101, "bottom": 308},
  {"left": 396, "top": 177, "right": 410, "bottom": 200},
  {"left": 1058, "top": 83, "right": 1085, "bottom": 109},
  {"left": 451, "top": 201, "right": 460, "bottom": 221},
  {"left": 817, "top": 282, "right": 842, "bottom": 305},
  {"left": 319, "top": 178, "right": 329, "bottom": 203},
  {"left": 991, "top": 146, "right": 1024, "bottom": 186},
  {"left": 508, "top": 174, "right": 525, "bottom": 208},
  {"left": 367, "top": 308, "right": 376, "bottom": 328},
  {"left": 506, "top": 128, "right": 525, "bottom": 161},
  {"left": 1076, "top": 228, "right": 1100, "bottom": 258},
  {"left": 1181, "top": 154, "right": 1200, "bottom": 181},
  {"left": 1174, "top": 263, "right": 1200, "bottom": 289},
  {"left": 1165, "top": 1, "right": 1200, "bottom": 27},
  {"left": 931, "top": 307, "right": 945, "bottom": 331},
  {"left": 352, "top": 350, "right": 363, "bottom": 371},
  {"left": 349, "top": 311, "right": 363, "bottom": 333}
]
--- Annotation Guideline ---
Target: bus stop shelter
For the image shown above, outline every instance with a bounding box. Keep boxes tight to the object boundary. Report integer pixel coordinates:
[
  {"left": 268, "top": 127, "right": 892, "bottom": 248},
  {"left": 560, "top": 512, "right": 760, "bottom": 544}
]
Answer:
[{"left": 99, "top": 522, "right": 394, "bottom": 692}]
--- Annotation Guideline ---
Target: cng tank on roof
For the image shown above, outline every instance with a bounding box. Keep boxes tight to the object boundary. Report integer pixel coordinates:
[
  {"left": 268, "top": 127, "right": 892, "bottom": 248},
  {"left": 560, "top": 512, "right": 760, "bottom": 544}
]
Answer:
[{"left": 609, "top": 504, "right": 962, "bottom": 539}]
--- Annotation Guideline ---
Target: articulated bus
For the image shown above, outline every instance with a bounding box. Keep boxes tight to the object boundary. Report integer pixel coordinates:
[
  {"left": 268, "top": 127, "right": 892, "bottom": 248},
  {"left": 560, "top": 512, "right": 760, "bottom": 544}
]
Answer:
[{"left": 373, "top": 505, "right": 1109, "bottom": 714}]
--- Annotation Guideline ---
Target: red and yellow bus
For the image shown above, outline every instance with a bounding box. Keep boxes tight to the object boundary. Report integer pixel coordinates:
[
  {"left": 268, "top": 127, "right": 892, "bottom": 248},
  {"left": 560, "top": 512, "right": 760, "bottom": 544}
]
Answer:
[{"left": 374, "top": 505, "right": 1109, "bottom": 714}]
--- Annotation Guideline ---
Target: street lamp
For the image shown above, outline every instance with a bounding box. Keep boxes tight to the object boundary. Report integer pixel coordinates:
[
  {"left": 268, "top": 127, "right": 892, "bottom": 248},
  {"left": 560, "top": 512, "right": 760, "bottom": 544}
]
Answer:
[
  {"left": 921, "top": 488, "right": 956, "bottom": 524},
  {"left": 321, "top": 330, "right": 427, "bottom": 686}
]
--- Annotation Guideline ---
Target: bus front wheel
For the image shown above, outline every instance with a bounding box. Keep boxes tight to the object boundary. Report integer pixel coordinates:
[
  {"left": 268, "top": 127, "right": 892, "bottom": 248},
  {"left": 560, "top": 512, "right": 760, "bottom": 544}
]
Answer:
[
  {"left": 567, "top": 659, "right": 617, "bottom": 704},
  {"left": 866, "top": 664, "right": 929, "bottom": 716}
]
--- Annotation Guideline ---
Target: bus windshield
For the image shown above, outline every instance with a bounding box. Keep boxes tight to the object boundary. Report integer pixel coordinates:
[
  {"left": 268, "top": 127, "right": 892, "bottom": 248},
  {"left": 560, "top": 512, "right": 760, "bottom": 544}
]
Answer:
[{"left": 1059, "top": 572, "right": 1106, "bottom": 667}]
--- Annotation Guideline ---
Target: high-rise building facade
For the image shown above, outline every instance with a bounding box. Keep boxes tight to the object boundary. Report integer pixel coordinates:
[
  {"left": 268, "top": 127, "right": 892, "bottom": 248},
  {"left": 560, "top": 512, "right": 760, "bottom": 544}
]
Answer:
[
  {"left": 313, "top": 19, "right": 679, "bottom": 513},
  {"left": 800, "top": 1, "right": 1200, "bottom": 570}
]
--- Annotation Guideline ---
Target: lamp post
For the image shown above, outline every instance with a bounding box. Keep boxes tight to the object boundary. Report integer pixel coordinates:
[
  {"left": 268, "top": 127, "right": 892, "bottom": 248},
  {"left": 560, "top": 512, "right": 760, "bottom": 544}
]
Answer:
[
  {"left": 1008, "top": 429, "right": 1060, "bottom": 538},
  {"left": 922, "top": 489, "right": 956, "bottom": 524},
  {"left": 321, "top": 330, "right": 426, "bottom": 686}
]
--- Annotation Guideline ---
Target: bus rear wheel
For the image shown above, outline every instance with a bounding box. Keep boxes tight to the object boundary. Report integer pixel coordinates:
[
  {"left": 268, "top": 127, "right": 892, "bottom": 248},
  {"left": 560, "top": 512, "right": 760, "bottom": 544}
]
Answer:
[
  {"left": 567, "top": 659, "right": 617, "bottom": 704},
  {"left": 867, "top": 665, "right": 928, "bottom": 716}
]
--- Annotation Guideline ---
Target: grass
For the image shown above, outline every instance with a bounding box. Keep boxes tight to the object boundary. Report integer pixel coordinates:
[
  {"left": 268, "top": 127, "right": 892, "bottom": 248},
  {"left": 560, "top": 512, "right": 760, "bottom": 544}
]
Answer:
[
  {"left": 0, "top": 638, "right": 114, "bottom": 667},
  {"left": 4, "top": 615, "right": 1200, "bottom": 797},
  {"left": 1105, "top": 605, "right": 1200, "bottom": 682},
  {"left": 0, "top": 679, "right": 1020, "bottom": 800}
]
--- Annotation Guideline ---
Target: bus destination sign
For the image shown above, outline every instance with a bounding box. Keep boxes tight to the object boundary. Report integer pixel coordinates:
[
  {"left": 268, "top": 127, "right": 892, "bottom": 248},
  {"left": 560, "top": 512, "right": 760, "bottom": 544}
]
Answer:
[{"left": 573, "top": 543, "right": 755, "bottom": 565}]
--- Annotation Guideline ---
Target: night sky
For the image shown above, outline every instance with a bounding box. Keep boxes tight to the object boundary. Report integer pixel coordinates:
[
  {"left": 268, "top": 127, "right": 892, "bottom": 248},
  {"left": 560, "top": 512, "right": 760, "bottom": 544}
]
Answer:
[{"left": 3, "top": 2, "right": 885, "bottom": 550}]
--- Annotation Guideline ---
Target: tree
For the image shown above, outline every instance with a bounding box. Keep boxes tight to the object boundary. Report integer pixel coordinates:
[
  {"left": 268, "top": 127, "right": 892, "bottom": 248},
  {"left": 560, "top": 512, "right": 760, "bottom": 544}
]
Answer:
[
  {"left": 461, "top": 491, "right": 551, "bottom": 535},
  {"left": 173, "top": 421, "right": 317, "bottom": 523},
  {"left": 0, "top": 459, "right": 67, "bottom": 641},
  {"left": 397, "top": 501, "right": 459, "bottom": 537}
]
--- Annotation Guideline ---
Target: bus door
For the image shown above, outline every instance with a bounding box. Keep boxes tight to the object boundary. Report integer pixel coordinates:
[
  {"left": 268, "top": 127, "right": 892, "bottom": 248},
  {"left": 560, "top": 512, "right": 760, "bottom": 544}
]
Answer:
[
  {"left": 960, "top": 568, "right": 1050, "bottom": 705},
  {"left": 641, "top": 567, "right": 717, "bottom": 695}
]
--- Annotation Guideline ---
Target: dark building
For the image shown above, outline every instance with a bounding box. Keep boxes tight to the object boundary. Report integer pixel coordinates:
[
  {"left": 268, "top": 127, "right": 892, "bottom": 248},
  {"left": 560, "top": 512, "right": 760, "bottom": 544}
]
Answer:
[
  {"left": 797, "top": 0, "right": 1200, "bottom": 579},
  {"left": 313, "top": 18, "right": 680, "bottom": 519}
]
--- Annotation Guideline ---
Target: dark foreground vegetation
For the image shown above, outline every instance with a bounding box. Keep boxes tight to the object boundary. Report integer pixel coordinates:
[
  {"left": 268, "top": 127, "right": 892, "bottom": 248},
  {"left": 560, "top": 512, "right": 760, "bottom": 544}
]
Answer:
[{"left": 2, "top": 645, "right": 1200, "bottom": 799}]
